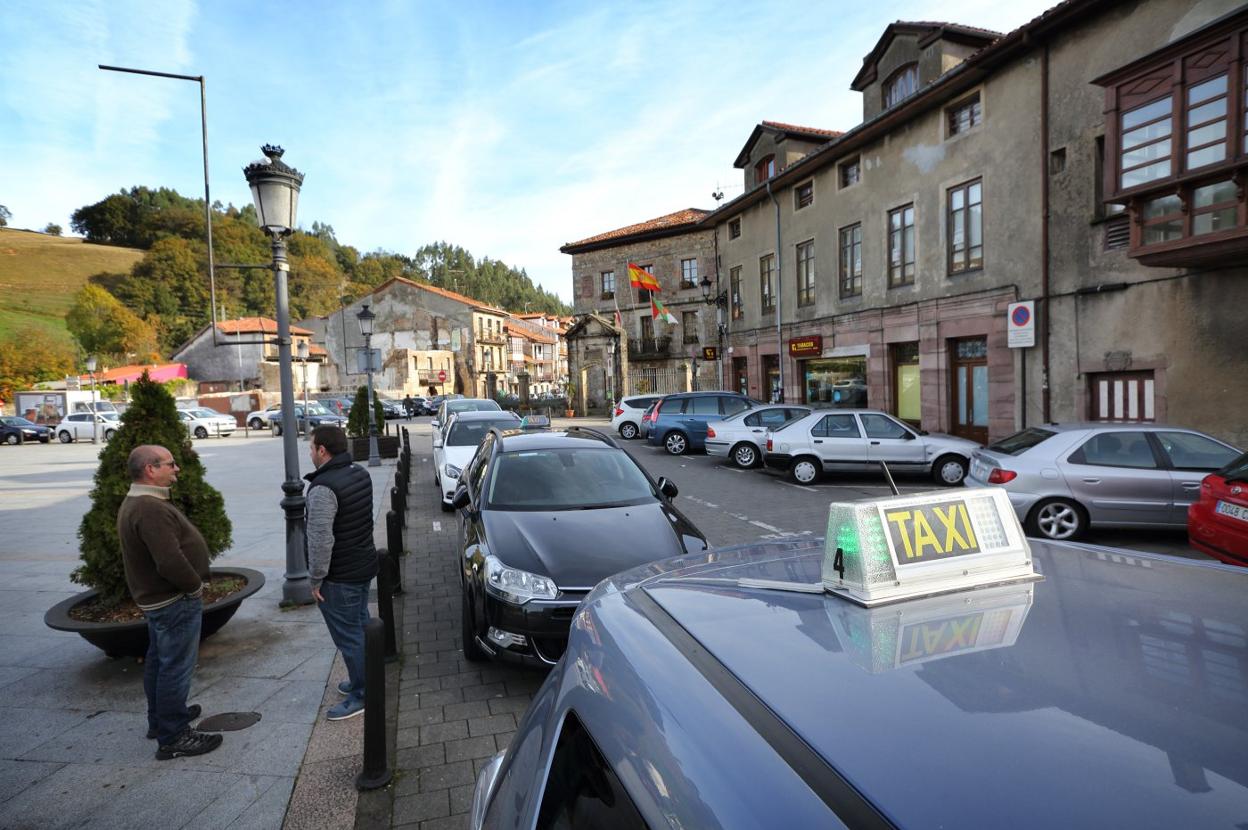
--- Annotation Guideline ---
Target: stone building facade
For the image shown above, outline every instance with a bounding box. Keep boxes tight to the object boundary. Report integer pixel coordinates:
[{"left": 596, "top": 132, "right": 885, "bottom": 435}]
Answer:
[
  {"left": 563, "top": 1, "right": 1248, "bottom": 447},
  {"left": 171, "top": 317, "right": 325, "bottom": 396}
]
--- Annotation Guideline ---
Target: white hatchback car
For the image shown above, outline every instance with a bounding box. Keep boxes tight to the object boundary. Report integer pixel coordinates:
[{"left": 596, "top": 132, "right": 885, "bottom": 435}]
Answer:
[
  {"left": 763, "top": 408, "right": 980, "bottom": 485},
  {"left": 179, "top": 408, "right": 238, "bottom": 439},
  {"left": 433, "top": 410, "right": 521, "bottom": 510},
  {"left": 56, "top": 412, "right": 122, "bottom": 443},
  {"left": 609, "top": 395, "right": 662, "bottom": 440},
  {"left": 705, "top": 404, "right": 811, "bottom": 468}
]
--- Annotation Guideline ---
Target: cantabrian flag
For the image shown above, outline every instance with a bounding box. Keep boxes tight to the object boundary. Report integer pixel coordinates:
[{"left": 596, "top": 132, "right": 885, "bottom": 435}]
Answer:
[
  {"left": 651, "top": 296, "right": 676, "bottom": 324},
  {"left": 627, "top": 263, "right": 661, "bottom": 292}
]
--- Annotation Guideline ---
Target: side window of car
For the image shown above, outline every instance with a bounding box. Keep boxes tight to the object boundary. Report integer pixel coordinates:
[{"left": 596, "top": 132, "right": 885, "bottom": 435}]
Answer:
[
  {"left": 821, "top": 414, "right": 860, "bottom": 438},
  {"left": 1153, "top": 431, "right": 1240, "bottom": 471},
  {"left": 758, "top": 409, "right": 791, "bottom": 427},
  {"left": 536, "top": 712, "right": 648, "bottom": 829},
  {"left": 860, "top": 414, "right": 910, "bottom": 440},
  {"left": 688, "top": 397, "right": 718, "bottom": 415},
  {"left": 720, "top": 396, "right": 750, "bottom": 416},
  {"left": 659, "top": 398, "right": 686, "bottom": 415},
  {"left": 469, "top": 437, "right": 493, "bottom": 497},
  {"left": 743, "top": 411, "right": 762, "bottom": 427},
  {"left": 787, "top": 408, "right": 809, "bottom": 422},
  {"left": 1070, "top": 432, "right": 1158, "bottom": 469}
]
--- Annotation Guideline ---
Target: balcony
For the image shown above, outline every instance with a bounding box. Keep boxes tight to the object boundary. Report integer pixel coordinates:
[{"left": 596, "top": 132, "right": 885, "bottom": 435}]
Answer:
[
  {"left": 476, "top": 331, "right": 507, "bottom": 346},
  {"left": 628, "top": 335, "right": 673, "bottom": 360}
]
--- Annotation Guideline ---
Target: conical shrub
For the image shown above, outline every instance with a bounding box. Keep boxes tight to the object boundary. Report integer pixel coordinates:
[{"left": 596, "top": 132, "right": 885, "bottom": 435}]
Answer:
[
  {"left": 72, "top": 371, "right": 232, "bottom": 607},
  {"left": 346, "top": 385, "right": 384, "bottom": 438}
]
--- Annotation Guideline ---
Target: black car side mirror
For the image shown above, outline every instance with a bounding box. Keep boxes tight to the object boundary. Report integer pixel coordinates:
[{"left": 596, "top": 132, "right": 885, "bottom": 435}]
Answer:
[
  {"left": 451, "top": 487, "right": 471, "bottom": 510},
  {"left": 903, "top": 431, "right": 917, "bottom": 440},
  {"left": 657, "top": 477, "right": 679, "bottom": 499}
]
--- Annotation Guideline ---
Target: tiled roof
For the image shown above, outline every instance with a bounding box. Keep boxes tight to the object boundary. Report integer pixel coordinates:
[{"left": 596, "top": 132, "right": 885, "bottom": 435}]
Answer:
[
  {"left": 561, "top": 208, "right": 710, "bottom": 252},
  {"left": 216, "top": 317, "right": 314, "bottom": 336},
  {"left": 851, "top": 20, "right": 1001, "bottom": 90},
  {"left": 377, "top": 277, "right": 509, "bottom": 316},
  {"left": 760, "top": 120, "right": 844, "bottom": 139},
  {"left": 897, "top": 20, "right": 1005, "bottom": 40},
  {"left": 308, "top": 344, "right": 328, "bottom": 356},
  {"left": 504, "top": 323, "right": 557, "bottom": 344},
  {"left": 81, "top": 363, "right": 187, "bottom": 384}
]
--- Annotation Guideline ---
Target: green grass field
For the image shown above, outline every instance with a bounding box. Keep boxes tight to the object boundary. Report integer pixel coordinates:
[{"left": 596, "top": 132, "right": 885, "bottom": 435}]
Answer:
[{"left": 0, "top": 228, "right": 143, "bottom": 343}]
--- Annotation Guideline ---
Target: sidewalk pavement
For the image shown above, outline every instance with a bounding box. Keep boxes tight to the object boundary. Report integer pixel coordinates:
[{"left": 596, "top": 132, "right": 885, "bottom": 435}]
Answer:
[{"left": 0, "top": 435, "right": 395, "bottom": 830}]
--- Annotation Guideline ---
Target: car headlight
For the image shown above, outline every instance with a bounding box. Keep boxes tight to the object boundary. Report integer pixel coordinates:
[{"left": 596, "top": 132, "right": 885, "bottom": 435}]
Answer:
[
  {"left": 444, "top": 464, "right": 461, "bottom": 479},
  {"left": 483, "top": 555, "right": 557, "bottom": 603}
]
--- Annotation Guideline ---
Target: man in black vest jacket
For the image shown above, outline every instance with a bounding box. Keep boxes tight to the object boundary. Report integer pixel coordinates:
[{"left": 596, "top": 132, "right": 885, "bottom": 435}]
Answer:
[{"left": 306, "top": 425, "right": 379, "bottom": 721}]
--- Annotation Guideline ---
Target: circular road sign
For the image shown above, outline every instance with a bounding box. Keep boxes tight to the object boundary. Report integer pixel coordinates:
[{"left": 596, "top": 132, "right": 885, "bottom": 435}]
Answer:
[
  {"left": 1011, "top": 305, "right": 1031, "bottom": 327},
  {"left": 437, "top": 370, "right": 447, "bottom": 382}
]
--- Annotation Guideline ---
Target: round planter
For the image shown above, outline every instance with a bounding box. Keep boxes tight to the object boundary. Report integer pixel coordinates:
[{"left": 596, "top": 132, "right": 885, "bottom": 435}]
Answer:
[{"left": 44, "top": 567, "right": 266, "bottom": 659}]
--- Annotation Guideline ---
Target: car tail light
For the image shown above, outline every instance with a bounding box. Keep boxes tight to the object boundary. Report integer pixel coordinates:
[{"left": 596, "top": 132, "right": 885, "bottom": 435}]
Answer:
[
  {"left": 766, "top": 436, "right": 773, "bottom": 451},
  {"left": 614, "top": 407, "right": 623, "bottom": 417},
  {"left": 707, "top": 426, "right": 716, "bottom": 438},
  {"left": 987, "top": 468, "right": 1017, "bottom": 484}
]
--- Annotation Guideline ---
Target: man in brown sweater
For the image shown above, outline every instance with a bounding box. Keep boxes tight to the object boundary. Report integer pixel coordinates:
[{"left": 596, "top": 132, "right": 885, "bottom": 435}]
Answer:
[{"left": 117, "top": 444, "right": 222, "bottom": 760}]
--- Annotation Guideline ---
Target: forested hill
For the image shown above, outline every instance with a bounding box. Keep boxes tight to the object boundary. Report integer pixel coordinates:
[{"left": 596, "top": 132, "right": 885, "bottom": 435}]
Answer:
[{"left": 69, "top": 186, "right": 569, "bottom": 352}]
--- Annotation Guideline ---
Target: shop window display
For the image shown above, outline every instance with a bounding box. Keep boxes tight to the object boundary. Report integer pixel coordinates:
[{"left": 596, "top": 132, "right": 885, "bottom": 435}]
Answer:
[{"left": 803, "top": 356, "right": 867, "bottom": 407}]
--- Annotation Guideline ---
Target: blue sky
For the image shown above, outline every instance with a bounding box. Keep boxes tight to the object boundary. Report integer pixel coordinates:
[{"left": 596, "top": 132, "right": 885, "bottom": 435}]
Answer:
[{"left": 1, "top": 0, "right": 1058, "bottom": 300}]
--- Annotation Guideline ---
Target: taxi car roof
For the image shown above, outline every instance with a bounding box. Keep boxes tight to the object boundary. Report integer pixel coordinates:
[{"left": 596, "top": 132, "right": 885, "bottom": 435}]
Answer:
[{"left": 597, "top": 540, "right": 1248, "bottom": 828}]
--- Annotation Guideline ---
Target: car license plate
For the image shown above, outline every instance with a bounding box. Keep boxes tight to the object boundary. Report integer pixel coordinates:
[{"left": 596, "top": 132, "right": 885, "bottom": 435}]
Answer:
[{"left": 1216, "top": 501, "right": 1248, "bottom": 523}]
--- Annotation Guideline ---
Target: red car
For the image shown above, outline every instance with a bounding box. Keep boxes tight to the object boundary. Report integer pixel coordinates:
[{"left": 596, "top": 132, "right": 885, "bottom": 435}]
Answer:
[{"left": 1188, "top": 451, "right": 1248, "bottom": 566}]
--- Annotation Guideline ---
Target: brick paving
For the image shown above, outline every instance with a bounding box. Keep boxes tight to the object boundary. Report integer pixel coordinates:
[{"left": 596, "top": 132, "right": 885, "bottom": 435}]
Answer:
[{"left": 390, "top": 429, "right": 547, "bottom": 829}]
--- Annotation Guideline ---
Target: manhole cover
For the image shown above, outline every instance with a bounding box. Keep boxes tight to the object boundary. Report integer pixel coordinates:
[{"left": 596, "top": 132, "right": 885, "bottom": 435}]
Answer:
[{"left": 197, "top": 712, "right": 262, "bottom": 732}]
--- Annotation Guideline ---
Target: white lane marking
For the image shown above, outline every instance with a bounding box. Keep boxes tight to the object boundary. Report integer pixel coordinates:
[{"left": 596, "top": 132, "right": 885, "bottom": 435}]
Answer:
[
  {"left": 684, "top": 496, "right": 719, "bottom": 509},
  {"left": 714, "top": 466, "right": 746, "bottom": 474},
  {"left": 775, "top": 481, "right": 819, "bottom": 492},
  {"left": 432, "top": 521, "right": 441, "bottom": 532},
  {"left": 748, "top": 520, "right": 786, "bottom": 533}
]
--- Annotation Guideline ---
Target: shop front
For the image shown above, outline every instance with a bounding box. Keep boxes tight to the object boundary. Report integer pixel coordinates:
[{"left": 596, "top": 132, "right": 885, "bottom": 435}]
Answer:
[{"left": 792, "top": 337, "right": 868, "bottom": 408}]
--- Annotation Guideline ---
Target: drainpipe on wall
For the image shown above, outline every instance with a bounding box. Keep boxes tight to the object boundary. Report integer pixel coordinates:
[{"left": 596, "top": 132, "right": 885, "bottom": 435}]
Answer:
[
  {"left": 1040, "top": 41, "right": 1052, "bottom": 423},
  {"left": 766, "top": 180, "right": 784, "bottom": 402}
]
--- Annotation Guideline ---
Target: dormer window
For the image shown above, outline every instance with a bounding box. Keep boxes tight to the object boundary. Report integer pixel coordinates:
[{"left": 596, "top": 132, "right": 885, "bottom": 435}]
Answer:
[
  {"left": 754, "top": 155, "right": 776, "bottom": 184},
  {"left": 884, "top": 63, "right": 919, "bottom": 108}
]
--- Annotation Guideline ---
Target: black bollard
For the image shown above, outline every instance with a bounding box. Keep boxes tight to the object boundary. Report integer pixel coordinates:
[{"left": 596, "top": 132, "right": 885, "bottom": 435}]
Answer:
[
  {"left": 355, "top": 617, "right": 392, "bottom": 791},
  {"left": 385, "top": 509, "right": 405, "bottom": 596},
  {"left": 391, "top": 486, "right": 406, "bottom": 528},
  {"left": 376, "top": 549, "right": 399, "bottom": 662}
]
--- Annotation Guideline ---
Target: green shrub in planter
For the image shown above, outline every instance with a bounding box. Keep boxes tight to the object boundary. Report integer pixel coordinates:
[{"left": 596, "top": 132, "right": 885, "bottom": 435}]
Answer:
[
  {"left": 72, "top": 371, "right": 232, "bottom": 608},
  {"left": 346, "top": 385, "right": 385, "bottom": 438}
]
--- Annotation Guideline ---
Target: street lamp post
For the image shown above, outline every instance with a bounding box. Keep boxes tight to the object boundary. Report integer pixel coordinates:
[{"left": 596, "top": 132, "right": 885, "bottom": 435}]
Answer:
[
  {"left": 243, "top": 144, "right": 313, "bottom": 607},
  {"left": 297, "top": 340, "right": 310, "bottom": 441},
  {"left": 605, "top": 338, "right": 616, "bottom": 408},
  {"left": 357, "top": 304, "right": 381, "bottom": 467},
  {"left": 86, "top": 356, "right": 99, "bottom": 444},
  {"left": 699, "top": 276, "right": 729, "bottom": 392}
]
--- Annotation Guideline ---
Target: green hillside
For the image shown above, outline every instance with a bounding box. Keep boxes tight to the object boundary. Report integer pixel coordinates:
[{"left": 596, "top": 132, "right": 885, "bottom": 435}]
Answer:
[{"left": 0, "top": 228, "right": 144, "bottom": 344}]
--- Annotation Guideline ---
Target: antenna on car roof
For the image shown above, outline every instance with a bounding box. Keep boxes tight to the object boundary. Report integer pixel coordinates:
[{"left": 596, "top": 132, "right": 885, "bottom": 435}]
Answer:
[{"left": 879, "top": 461, "right": 900, "bottom": 496}]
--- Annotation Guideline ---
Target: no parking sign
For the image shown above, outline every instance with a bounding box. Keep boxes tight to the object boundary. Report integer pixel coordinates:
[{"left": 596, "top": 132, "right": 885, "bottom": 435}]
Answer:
[{"left": 1007, "top": 301, "right": 1035, "bottom": 348}]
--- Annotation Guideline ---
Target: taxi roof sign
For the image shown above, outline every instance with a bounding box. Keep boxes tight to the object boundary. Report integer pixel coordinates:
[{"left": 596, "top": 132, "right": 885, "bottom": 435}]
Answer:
[{"left": 823, "top": 488, "right": 1038, "bottom": 606}]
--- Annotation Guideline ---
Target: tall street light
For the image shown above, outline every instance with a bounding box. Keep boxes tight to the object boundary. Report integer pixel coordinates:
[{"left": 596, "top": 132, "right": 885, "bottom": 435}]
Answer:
[
  {"left": 86, "top": 356, "right": 99, "bottom": 444},
  {"left": 297, "top": 339, "right": 311, "bottom": 441},
  {"left": 357, "top": 304, "right": 381, "bottom": 467},
  {"left": 242, "top": 144, "right": 313, "bottom": 606}
]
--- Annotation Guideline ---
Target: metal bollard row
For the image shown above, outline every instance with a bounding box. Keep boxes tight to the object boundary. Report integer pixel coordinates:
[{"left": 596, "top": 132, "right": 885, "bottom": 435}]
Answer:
[{"left": 355, "top": 617, "right": 392, "bottom": 791}]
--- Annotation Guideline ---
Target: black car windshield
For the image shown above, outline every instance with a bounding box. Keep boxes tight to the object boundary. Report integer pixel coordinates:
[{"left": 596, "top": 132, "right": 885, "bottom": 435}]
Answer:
[
  {"left": 987, "top": 427, "right": 1056, "bottom": 456},
  {"left": 2, "top": 417, "right": 35, "bottom": 426},
  {"left": 1221, "top": 451, "right": 1248, "bottom": 483},
  {"left": 448, "top": 418, "right": 518, "bottom": 446},
  {"left": 488, "top": 448, "right": 655, "bottom": 510}
]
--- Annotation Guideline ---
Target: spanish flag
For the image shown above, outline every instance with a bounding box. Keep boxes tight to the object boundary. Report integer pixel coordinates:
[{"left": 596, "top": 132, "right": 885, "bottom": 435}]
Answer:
[
  {"left": 651, "top": 296, "right": 676, "bottom": 324},
  {"left": 628, "top": 263, "right": 661, "bottom": 292}
]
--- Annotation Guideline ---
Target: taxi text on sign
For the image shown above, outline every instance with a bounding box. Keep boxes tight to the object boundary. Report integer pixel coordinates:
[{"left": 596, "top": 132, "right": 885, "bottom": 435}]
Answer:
[
  {"left": 883, "top": 499, "right": 981, "bottom": 564},
  {"left": 1007, "top": 301, "right": 1035, "bottom": 348}
]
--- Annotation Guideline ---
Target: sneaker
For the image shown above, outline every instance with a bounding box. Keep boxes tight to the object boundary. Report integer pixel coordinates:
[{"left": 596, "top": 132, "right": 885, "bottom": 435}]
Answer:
[
  {"left": 156, "top": 728, "right": 223, "bottom": 760},
  {"left": 147, "top": 704, "right": 202, "bottom": 740},
  {"left": 326, "top": 695, "right": 366, "bottom": 721},
  {"left": 336, "top": 680, "right": 354, "bottom": 697}
]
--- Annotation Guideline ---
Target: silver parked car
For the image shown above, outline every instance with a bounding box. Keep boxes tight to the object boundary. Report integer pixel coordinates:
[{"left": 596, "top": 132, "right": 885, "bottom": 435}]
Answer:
[
  {"left": 705, "top": 404, "right": 811, "bottom": 468},
  {"left": 762, "top": 408, "right": 980, "bottom": 485},
  {"left": 609, "top": 394, "right": 661, "bottom": 440},
  {"left": 964, "top": 423, "right": 1242, "bottom": 541}
]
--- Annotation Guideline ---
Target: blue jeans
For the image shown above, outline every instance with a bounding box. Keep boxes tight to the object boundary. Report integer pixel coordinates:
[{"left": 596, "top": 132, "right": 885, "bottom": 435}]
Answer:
[
  {"left": 318, "top": 580, "right": 371, "bottom": 699},
  {"left": 143, "top": 595, "right": 203, "bottom": 745}
]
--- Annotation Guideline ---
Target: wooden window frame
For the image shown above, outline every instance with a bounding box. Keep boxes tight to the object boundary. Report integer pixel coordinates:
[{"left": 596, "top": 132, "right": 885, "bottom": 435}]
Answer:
[
  {"left": 1089, "top": 370, "right": 1156, "bottom": 422},
  {"left": 795, "top": 181, "right": 814, "bottom": 210},
  {"left": 947, "top": 92, "right": 983, "bottom": 137},
  {"left": 947, "top": 179, "right": 984, "bottom": 275},
  {"left": 680, "top": 258, "right": 698, "bottom": 289},
  {"left": 884, "top": 63, "right": 919, "bottom": 108},
  {"left": 637, "top": 263, "right": 654, "bottom": 303},
  {"left": 681, "top": 311, "right": 699, "bottom": 344},
  {"left": 840, "top": 157, "right": 861, "bottom": 189},
  {"left": 795, "top": 239, "right": 815, "bottom": 307},
  {"left": 600, "top": 270, "right": 615, "bottom": 300},
  {"left": 755, "top": 155, "right": 776, "bottom": 184},
  {"left": 729, "top": 266, "right": 743, "bottom": 320},
  {"left": 728, "top": 218, "right": 741, "bottom": 239},
  {"left": 759, "top": 254, "right": 775, "bottom": 312},
  {"left": 888, "top": 204, "right": 916, "bottom": 288},
  {"left": 839, "top": 223, "right": 862, "bottom": 298}
]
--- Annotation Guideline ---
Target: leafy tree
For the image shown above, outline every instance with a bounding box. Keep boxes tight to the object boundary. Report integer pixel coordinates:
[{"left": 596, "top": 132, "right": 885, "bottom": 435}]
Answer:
[
  {"left": 346, "top": 385, "right": 384, "bottom": 438},
  {"left": 0, "top": 324, "right": 77, "bottom": 402},
  {"left": 0, "top": 205, "right": 10, "bottom": 227},
  {"left": 44, "top": 223, "right": 62, "bottom": 236},
  {"left": 117, "top": 236, "right": 208, "bottom": 351},
  {"left": 66, "top": 284, "right": 160, "bottom": 360},
  {"left": 73, "top": 372, "right": 232, "bottom": 607}
]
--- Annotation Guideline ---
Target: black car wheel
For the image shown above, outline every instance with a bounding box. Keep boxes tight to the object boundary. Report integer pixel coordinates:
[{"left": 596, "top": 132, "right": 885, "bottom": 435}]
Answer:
[
  {"left": 1028, "top": 498, "right": 1088, "bottom": 541},
  {"left": 619, "top": 422, "right": 638, "bottom": 440},
  {"left": 58, "top": 430, "right": 73, "bottom": 444},
  {"left": 248, "top": 417, "right": 264, "bottom": 430},
  {"left": 933, "top": 454, "right": 968, "bottom": 486},
  {"left": 104, "top": 429, "right": 117, "bottom": 441},
  {"left": 789, "top": 456, "right": 820, "bottom": 485},
  {"left": 3, "top": 434, "right": 17, "bottom": 445},
  {"left": 731, "top": 443, "right": 759, "bottom": 468},
  {"left": 664, "top": 432, "right": 688, "bottom": 455},
  {"left": 461, "top": 591, "right": 487, "bottom": 662},
  {"left": 193, "top": 426, "right": 208, "bottom": 439}
]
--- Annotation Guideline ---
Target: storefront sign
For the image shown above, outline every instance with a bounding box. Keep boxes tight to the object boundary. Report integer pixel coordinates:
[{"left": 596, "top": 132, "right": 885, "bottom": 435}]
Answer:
[
  {"left": 1007, "top": 301, "right": 1035, "bottom": 348},
  {"left": 788, "top": 336, "right": 823, "bottom": 357},
  {"left": 701, "top": 346, "right": 719, "bottom": 361}
]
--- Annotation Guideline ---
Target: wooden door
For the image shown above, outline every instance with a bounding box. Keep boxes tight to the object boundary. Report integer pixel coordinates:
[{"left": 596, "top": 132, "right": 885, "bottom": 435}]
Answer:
[{"left": 950, "top": 337, "right": 988, "bottom": 444}]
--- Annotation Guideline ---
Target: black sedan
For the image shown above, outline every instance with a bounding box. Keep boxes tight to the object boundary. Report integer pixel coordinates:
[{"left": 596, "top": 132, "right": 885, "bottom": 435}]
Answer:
[
  {"left": 451, "top": 426, "right": 707, "bottom": 666},
  {"left": 1, "top": 416, "right": 51, "bottom": 445}
]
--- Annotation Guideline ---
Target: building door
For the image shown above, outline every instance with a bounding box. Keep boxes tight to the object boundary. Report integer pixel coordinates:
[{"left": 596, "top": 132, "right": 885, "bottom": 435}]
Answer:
[
  {"left": 761, "top": 354, "right": 781, "bottom": 403},
  {"left": 950, "top": 337, "right": 988, "bottom": 444},
  {"left": 891, "top": 342, "right": 920, "bottom": 426},
  {"left": 733, "top": 356, "right": 749, "bottom": 396}
]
